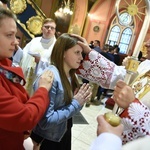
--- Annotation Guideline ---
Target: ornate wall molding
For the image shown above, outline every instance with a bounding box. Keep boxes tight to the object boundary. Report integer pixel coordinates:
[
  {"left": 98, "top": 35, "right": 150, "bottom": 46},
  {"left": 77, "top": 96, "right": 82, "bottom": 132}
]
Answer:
[{"left": 9, "top": 0, "right": 46, "bottom": 38}]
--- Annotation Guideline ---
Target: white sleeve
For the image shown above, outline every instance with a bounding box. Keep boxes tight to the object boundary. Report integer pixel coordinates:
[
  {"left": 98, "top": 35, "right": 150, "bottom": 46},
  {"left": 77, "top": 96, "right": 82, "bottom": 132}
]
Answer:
[
  {"left": 12, "top": 47, "right": 23, "bottom": 65},
  {"left": 122, "top": 136, "right": 150, "bottom": 150},
  {"left": 109, "top": 65, "right": 126, "bottom": 89},
  {"left": 35, "top": 60, "right": 50, "bottom": 76},
  {"left": 90, "top": 133, "right": 122, "bottom": 150}
]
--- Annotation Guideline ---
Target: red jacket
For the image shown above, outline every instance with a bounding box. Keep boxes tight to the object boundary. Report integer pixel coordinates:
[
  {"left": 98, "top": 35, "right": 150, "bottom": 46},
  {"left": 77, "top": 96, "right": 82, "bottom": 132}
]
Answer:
[{"left": 0, "top": 59, "right": 49, "bottom": 150}]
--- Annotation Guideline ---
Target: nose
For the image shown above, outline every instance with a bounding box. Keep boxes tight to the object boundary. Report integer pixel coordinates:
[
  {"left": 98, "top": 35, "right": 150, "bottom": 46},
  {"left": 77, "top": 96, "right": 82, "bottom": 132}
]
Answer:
[
  {"left": 11, "top": 37, "right": 19, "bottom": 48},
  {"left": 14, "top": 37, "right": 19, "bottom": 45}
]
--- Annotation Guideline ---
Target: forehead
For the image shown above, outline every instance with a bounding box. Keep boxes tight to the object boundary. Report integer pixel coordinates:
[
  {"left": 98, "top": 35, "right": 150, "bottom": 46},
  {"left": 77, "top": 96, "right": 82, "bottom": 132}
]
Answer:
[
  {"left": 68, "top": 44, "right": 83, "bottom": 52},
  {"left": 0, "top": 18, "right": 16, "bottom": 29}
]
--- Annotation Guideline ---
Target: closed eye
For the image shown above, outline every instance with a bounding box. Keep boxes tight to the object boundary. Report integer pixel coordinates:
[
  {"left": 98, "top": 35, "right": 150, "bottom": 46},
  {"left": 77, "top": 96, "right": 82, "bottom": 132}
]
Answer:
[{"left": 75, "top": 50, "right": 83, "bottom": 55}]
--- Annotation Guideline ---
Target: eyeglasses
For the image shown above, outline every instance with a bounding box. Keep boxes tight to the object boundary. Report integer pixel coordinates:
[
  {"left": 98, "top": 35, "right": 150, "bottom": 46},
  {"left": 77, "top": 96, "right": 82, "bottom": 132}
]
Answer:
[{"left": 44, "top": 26, "right": 56, "bottom": 30}]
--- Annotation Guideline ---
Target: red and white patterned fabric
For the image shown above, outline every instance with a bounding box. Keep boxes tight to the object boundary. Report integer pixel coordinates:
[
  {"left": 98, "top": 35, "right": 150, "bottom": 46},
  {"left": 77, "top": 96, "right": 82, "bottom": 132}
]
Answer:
[
  {"left": 120, "top": 99, "right": 150, "bottom": 144},
  {"left": 77, "top": 50, "right": 115, "bottom": 88},
  {"left": 77, "top": 50, "right": 126, "bottom": 89}
]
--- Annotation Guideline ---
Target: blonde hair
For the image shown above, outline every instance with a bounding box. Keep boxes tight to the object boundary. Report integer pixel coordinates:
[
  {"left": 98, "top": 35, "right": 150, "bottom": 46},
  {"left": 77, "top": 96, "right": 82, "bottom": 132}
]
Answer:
[{"left": 42, "top": 18, "right": 56, "bottom": 26}]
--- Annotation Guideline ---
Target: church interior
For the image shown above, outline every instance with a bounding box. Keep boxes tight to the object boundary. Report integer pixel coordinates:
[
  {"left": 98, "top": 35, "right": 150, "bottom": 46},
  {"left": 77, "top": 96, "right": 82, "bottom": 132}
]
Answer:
[
  {"left": 3, "top": 0, "right": 150, "bottom": 149},
  {"left": 11, "top": 0, "right": 150, "bottom": 58}
]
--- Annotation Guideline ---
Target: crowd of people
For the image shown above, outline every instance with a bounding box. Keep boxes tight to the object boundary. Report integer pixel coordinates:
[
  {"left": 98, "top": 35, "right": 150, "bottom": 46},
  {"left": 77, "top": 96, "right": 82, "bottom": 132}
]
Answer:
[{"left": 0, "top": 1, "right": 150, "bottom": 150}]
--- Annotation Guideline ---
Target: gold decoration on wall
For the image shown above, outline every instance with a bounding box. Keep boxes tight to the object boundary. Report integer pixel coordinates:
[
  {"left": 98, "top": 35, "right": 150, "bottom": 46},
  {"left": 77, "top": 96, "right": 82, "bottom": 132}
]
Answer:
[
  {"left": 141, "top": 42, "right": 147, "bottom": 57},
  {"left": 131, "top": 71, "right": 150, "bottom": 99},
  {"left": 68, "top": 24, "right": 80, "bottom": 35},
  {"left": 27, "top": 0, "right": 46, "bottom": 18},
  {"left": 116, "top": 0, "right": 146, "bottom": 23},
  {"left": 10, "top": 0, "right": 27, "bottom": 14},
  {"left": 127, "top": 4, "right": 138, "bottom": 16},
  {"left": 17, "top": 20, "right": 35, "bottom": 38},
  {"left": 26, "top": 16, "right": 43, "bottom": 35},
  {"left": 93, "top": 26, "right": 100, "bottom": 32}
]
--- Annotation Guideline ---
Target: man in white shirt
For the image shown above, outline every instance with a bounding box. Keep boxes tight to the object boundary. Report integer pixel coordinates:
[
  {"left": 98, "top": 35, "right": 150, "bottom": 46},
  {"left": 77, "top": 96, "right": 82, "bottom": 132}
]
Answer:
[{"left": 21, "top": 18, "right": 56, "bottom": 95}]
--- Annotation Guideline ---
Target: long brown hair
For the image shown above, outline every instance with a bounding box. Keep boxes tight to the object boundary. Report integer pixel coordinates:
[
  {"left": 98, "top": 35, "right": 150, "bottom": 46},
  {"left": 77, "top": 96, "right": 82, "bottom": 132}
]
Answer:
[{"left": 51, "top": 33, "right": 80, "bottom": 104}]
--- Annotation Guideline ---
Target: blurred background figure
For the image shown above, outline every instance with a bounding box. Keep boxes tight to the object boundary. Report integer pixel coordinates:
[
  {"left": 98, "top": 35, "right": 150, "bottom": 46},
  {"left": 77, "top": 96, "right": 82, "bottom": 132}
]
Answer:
[
  {"left": 113, "top": 45, "right": 121, "bottom": 65},
  {"left": 12, "top": 36, "right": 23, "bottom": 66},
  {"left": 89, "top": 40, "right": 94, "bottom": 48},
  {"left": 93, "top": 40, "right": 102, "bottom": 53}
]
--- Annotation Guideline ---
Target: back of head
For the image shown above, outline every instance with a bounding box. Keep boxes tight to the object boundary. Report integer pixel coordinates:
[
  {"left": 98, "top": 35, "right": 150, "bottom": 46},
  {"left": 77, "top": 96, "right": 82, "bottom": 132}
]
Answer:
[
  {"left": 0, "top": 7, "right": 17, "bottom": 26},
  {"left": 103, "top": 44, "right": 110, "bottom": 52},
  {"left": 113, "top": 44, "right": 120, "bottom": 53},
  {"left": 94, "top": 40, "right": 100, "bottom": 47},
  {"left": 0, "top": 0, "right": 9, "bottom": 4},
  {"left": 109, "top": 45, "right": 114, "bottom": 54}
]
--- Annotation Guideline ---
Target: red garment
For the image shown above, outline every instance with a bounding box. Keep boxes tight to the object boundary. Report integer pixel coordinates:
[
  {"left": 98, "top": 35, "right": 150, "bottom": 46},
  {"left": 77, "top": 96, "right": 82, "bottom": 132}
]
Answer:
[
  {"left": 119, "top": 99, "right": 150, "bottom": 144},
  {"left": 0, "top": 59, "right": 49, "bottom": 150},
  {"left": 77, "top": 50, "right": 115, "bottom": 89}
]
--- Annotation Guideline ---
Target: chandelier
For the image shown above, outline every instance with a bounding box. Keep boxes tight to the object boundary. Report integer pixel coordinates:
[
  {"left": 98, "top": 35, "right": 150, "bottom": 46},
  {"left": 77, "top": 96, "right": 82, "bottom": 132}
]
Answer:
[{"left": 55, "top": 0, "right": 73, "bottom": 16}]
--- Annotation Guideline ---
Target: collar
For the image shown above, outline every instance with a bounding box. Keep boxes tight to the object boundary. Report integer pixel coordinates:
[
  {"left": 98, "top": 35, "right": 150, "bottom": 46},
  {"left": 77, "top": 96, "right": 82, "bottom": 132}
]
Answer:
[{"left": 0, "top": 58, "right": 26, "bottom": 85}]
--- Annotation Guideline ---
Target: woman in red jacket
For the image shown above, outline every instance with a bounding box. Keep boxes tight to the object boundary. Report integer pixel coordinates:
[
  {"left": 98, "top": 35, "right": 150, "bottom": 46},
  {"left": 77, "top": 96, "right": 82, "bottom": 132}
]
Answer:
[{"left": 0, "top": 7, "right": 54, "bottom": 149}]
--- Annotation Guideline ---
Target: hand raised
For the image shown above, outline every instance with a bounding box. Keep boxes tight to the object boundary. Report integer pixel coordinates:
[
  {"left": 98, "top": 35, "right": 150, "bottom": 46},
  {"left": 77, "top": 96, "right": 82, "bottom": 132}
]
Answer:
[
  {"left": 73, "top": 83, "right": 92, "bottom": 106},
  {"left": 113, "top": 80, "right": 135, "bottom": 109},
  {"left": 38, "top": 70, "right": 54, "bottom": 91},
  {"left": 70, "top": 34, "right": 92, "bottom": 54}
]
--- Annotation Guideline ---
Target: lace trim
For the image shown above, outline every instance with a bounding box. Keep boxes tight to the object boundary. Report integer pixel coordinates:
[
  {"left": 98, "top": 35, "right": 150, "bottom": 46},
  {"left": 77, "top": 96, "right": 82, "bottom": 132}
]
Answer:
[
  {"left": 78, "top": 51, "right": 115, "bottom": 88},
  {"left": 121, "top": 102, "right": 150, "bottom": 144}
]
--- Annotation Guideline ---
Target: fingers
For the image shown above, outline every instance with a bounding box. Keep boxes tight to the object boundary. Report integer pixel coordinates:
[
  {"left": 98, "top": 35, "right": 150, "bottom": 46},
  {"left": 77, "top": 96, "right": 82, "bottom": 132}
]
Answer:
[
  {"left": 84, "top": 92, "right": 92, "bottom": 101},
  {"left": 97, "top": 115, "right": 105, "bottom": 136},
  {"left": 80, "top": 83, "right": 91, "bottom": 98},
  {"left": 97, "top": 115, "right": 105, "bottom": 125},
  {"left": 38, "top": 70, "right": 54, "bottom": 92},
  {"left": 41, "top": 70, "right": 54, "bottom": 81},
  {"left": 96, "top": 115, "right": 124, "bottom": 137},
  {"left": 114, "top": 80, "right": 126, "bottom": 96},
  {"left": 115, "top": 80, "right": 126, "bottom": 88},
  {"left": 73, "top": 83, "right": 92, "bottom": 105},
  {"left": 70, "top": 34, "right": 85, "bottom": 42},
  {"left": 78, "top": 83, "right": 90, "bottom": 93},
  {"left": 69, "top": 34, "right": 91, "bottom": 54}
]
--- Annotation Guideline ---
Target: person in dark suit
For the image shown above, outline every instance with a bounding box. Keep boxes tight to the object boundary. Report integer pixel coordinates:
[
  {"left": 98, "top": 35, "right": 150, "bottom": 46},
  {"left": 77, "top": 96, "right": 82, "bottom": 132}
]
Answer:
[
  {"left": 113, "top": 45, "right": 121, "bottom": 65},
  {"left": 93, "top": 40, "right": 102, "bottom": 53}
]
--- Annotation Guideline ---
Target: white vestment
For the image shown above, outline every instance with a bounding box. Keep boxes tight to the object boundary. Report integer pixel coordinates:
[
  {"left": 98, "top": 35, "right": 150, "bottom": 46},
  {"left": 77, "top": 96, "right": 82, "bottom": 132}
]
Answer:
[
  {"left": 90, "top": 133, "right": 150, "bottom": 150},
  {"left": 21, "top": 36, "right": 56, "bottom": 95},
  {"left": 12, "top": 46, "right": 23, "bottom": 66}
]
